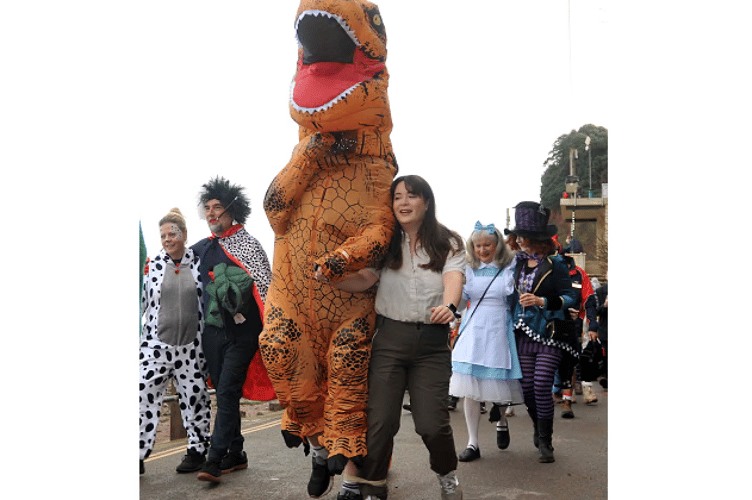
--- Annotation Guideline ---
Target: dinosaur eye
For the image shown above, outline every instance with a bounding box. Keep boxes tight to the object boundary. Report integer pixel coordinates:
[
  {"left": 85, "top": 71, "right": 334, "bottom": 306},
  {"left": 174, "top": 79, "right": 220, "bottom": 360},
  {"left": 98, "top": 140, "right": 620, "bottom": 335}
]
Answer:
[{"left": 367, "top": 8, "right": 386, "bottom": 35}]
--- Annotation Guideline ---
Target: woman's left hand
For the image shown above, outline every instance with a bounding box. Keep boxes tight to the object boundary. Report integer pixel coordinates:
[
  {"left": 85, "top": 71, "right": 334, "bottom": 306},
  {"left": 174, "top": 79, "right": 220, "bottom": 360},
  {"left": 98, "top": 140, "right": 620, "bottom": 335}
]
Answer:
[
  {"left": 314, "top": 265, "right": 330, "bottom": 283},
  {"left": 430, "top": 304, "right": 455, "bottom": 325},
  {"left": 519, "top": 293, "right": 544, "bottom": 308}
]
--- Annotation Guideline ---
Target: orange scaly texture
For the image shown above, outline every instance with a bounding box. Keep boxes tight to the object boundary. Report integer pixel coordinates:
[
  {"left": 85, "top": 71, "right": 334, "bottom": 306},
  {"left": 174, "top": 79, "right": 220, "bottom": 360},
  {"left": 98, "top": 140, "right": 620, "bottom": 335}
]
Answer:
[{"left": 259, "top": 0, "right": 396, "bottom": 459}]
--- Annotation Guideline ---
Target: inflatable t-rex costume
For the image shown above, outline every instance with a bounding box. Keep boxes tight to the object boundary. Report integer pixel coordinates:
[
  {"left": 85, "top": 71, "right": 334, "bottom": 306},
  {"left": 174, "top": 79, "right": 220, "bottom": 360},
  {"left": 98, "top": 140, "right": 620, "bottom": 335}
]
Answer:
[{"left": 259, "top": 0, "right": 397, "bottom": 468}]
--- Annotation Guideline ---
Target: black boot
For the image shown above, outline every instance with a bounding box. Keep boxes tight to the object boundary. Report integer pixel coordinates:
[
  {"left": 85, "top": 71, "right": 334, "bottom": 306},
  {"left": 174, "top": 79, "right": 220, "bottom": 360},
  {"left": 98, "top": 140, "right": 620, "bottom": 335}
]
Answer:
[
  {"left": 527, "top": 408, "right": 539, "bottom": 449},
  {"left": 537, "top": 419, "right": 555, "bottom": 463}
]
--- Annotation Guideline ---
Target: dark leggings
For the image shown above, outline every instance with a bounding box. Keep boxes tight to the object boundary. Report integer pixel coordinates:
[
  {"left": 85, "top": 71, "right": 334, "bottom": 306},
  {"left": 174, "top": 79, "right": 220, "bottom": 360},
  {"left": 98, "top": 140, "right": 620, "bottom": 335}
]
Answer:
[{"left": 519, "top": 351, "right": 563, "bottom": 420}]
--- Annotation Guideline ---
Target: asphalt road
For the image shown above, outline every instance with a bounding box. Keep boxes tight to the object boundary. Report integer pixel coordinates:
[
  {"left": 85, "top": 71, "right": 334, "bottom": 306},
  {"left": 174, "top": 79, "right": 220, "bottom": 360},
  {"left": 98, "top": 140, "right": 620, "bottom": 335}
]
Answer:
[{"left": 140, "top": 386, "right": 607, "bottom": 500}]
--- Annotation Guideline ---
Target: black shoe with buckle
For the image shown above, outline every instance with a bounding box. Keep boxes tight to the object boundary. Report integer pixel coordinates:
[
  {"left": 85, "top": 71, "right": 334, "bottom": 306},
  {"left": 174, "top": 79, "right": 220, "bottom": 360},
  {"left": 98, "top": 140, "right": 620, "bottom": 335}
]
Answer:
[
  {"left": 458, "top": 445, "right": 481, "bottom": 462},
  {"left": 497, "top": 421, "right": 510, "bottom": 450},
  {"left": 176, "top": 448, "right": 206, "bottom": 473},
  {"left": 308, "top": 457, "right": 333, "bottom": 498}
]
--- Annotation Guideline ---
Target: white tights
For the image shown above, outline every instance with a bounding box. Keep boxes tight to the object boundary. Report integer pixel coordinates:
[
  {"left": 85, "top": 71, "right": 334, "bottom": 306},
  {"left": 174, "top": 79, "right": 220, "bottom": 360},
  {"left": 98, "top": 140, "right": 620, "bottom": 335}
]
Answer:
[
  {"left": 463, "top": 397, "right": 481, "bottom": 449},
  {"left": 463, "top": 398, "right": 510, "bottom": 450}
]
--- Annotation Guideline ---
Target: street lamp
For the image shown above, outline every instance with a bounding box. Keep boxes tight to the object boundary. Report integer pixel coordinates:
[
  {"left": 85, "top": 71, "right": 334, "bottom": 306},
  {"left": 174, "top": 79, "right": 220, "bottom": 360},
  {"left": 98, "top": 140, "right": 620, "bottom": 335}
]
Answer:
[{"left": 585, "top": 135, "right": 592, "bottom": 198}]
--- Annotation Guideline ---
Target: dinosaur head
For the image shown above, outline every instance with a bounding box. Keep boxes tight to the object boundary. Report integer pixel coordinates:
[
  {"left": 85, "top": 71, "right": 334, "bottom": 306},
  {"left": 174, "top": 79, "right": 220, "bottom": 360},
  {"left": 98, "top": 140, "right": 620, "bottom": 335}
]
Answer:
[{"left": 290, "top": 0, "right": 391, "bottom": 133}]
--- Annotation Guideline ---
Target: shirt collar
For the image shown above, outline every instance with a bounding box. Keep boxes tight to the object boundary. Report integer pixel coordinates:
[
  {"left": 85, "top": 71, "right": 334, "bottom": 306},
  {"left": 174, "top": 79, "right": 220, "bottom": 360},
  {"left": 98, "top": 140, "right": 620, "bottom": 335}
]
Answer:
[{"left": 210, "top": 223, "right": 243, "bottom": 239}]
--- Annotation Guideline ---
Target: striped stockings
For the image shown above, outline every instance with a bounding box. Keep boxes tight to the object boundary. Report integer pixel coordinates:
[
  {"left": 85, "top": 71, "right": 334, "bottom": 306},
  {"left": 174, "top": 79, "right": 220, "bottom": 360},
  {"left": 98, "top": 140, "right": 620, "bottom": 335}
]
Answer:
[{"left": 518, "top": 351, "right": 563, "bottom": 420}]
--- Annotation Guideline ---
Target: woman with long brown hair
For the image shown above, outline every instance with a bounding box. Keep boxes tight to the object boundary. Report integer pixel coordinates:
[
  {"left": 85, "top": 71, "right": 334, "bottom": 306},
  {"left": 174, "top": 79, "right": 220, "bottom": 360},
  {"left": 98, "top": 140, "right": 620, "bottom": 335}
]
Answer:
[{"left": 318, "top": 175, "right": 466, "bottom": 500}]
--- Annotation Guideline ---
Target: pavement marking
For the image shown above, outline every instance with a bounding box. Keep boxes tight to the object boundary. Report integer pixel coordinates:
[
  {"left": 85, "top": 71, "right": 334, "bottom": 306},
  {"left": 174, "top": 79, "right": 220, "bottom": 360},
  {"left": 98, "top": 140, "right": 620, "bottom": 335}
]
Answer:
[{"left": 145, "top": 419, "right": 281, "bottom": 462}]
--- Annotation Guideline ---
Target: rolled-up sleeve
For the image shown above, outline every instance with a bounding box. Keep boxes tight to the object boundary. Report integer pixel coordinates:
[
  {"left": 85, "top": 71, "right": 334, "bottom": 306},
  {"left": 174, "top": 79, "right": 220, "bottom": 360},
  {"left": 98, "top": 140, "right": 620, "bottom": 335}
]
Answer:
[{"left": 443, "top": 242, "right": 466, "bottom": 275}]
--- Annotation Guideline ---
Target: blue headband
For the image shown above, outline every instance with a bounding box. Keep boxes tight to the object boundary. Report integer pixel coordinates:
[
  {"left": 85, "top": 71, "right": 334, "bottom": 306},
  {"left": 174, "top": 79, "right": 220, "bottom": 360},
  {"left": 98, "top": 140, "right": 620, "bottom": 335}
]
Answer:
[{"left": 474, "top": 221, "right": 496, "bottom": 233}]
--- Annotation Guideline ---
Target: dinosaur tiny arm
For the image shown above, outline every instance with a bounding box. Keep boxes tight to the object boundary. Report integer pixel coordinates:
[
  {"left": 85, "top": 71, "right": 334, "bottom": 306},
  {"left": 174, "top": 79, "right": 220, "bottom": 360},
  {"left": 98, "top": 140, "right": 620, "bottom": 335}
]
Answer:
[
  {"left": 314, "top": 168, "right": 395, "bottom": 282},
  {"left": 263, "top": 132, "right": 335, "bottom": 235}
]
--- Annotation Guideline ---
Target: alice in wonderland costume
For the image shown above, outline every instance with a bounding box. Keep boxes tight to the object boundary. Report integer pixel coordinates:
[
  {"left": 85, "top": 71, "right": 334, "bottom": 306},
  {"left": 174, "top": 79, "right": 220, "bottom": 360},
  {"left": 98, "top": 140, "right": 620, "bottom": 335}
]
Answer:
[{"left": 450, "top": 261, "right": 523, "bottom": 405}]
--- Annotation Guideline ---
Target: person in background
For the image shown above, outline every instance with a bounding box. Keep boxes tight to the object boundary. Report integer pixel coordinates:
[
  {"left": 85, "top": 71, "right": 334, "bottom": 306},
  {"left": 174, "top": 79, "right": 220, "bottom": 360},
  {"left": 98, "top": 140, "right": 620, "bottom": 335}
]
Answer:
[
  {"left": 191, "top": 177, "right": 274, "bottom": 483},
  {"left": 449, "top": 221, "right": 522, "bottom": 462},
  {"left": 139, "top": 208, "right": 212, "bottom": 475},
  {"left": 552, "top": 237, "right": 594, "bottom": 418},
  {"left": 320, "top": 175, "right": 466, "bottom": 500},
  {"left": 584, "top": 279, "right": 608, "bottom": 393},
  {"left": 505, "top": 202, "right": 577, "bottom": 464},
  {"left": 564, "top": 234, "right": 584, "bottom": 254}
]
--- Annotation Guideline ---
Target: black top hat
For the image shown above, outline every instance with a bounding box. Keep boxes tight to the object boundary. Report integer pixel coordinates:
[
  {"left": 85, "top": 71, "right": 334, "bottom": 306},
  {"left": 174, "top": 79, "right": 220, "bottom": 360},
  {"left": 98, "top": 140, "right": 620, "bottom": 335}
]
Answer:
[{"left": 504, "top": 201, "right": 558, "bottom": 240}]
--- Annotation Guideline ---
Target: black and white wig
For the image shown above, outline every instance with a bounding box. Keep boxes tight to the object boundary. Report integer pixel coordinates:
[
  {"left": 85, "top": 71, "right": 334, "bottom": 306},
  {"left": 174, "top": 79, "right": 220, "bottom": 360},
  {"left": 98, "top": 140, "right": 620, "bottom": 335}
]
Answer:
[{"left": 197, "top": 176, "right": 251, "bottom": 224}]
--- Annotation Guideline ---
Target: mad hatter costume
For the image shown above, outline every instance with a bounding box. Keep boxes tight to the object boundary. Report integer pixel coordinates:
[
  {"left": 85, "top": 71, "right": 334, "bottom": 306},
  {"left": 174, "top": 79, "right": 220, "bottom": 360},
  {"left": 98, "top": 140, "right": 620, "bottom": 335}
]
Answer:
[{"left": 506, "top": 202, "right": 577, "bottom": 463}]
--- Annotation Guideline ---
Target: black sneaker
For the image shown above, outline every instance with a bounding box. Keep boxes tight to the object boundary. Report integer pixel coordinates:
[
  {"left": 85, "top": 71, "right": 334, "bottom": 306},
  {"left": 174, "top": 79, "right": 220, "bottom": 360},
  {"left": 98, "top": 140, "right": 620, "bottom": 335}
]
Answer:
[
  {"left": 140, "top": 459, "right": 145, "bottom": 475},
  {"left": 307, "top": 457, "right": 333, "bottom": 498},
  {"left": 220, "top": 450, "right": 248, "bottom": 474},
  {"left": 176, "top": 448, "right": 206, "bottom": 473},
  {"left": 197, "top": 459, "right": 222, "bottom": 483}
]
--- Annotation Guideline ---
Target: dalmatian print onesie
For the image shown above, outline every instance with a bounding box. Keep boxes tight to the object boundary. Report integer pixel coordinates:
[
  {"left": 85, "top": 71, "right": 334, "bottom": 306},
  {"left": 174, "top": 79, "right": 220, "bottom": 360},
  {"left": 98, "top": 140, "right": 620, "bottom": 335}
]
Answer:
[{"left": 139, "top": 247, "right": 212, "bottom": 460}]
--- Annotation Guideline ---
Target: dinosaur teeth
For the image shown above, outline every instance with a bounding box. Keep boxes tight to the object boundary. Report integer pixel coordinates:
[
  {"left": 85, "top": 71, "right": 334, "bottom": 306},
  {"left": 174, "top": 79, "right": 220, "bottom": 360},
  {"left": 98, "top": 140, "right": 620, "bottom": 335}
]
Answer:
[
  {"left": 290, "top": 81, "right": 360, "bottom": 114},
  {"left": 295, "top": 9, "right": 360, "bottom": 47}
]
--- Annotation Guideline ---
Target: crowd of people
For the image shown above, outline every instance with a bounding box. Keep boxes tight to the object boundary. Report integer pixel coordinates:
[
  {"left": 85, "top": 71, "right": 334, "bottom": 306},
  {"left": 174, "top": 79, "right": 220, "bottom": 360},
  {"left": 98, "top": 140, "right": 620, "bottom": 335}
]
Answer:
[{"left": 139, "top": 175, "right": 608, "bottom": 500}]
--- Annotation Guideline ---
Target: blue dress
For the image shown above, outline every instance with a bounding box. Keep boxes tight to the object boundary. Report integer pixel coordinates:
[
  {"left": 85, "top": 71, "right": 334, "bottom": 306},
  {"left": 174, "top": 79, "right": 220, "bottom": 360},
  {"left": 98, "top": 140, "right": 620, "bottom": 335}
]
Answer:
[{"left": 449, "top": 262, "right": 524, "bottom": 404}]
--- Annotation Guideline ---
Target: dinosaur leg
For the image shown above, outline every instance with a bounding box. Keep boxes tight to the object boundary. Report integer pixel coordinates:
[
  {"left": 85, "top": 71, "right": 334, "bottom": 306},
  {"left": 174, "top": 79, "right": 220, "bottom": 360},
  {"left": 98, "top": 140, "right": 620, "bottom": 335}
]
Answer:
[
  {"left": 320, "top": 312, "right": 374, "bottom": 461},
  {"left": 259, "top": 302, "right": 326, "bottom": 445}
]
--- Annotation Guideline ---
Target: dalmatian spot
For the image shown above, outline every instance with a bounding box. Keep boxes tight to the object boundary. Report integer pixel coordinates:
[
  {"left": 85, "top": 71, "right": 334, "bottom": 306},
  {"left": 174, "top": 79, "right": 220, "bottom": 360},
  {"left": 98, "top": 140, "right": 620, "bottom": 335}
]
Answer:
[{"left": 139, "top": 247, "right": 211, "bottom": 461}]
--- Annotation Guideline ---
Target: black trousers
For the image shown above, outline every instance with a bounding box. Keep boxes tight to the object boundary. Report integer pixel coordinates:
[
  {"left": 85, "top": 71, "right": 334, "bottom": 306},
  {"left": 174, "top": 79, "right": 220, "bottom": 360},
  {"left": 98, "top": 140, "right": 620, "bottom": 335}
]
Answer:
[
  {"left": 359, "top": 316, "right": 457, "bottom": 498},
  {"left": 202, "top": 325, "right": 259, "bottom": 459}
]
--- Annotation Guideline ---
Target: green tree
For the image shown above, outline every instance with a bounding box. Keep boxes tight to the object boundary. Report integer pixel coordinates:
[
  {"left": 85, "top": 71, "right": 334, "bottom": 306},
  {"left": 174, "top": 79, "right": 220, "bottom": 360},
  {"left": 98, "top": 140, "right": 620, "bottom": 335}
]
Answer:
[{"left": 540, "top": 124, "right": 608, "bottom": 211}]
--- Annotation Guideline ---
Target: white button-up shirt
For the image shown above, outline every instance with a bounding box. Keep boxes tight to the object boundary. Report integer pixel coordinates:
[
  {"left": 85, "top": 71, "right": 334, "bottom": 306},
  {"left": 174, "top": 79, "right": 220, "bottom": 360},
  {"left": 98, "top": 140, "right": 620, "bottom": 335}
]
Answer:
[{"left": 375, "top": 233, "right": 466, "bottom": 324}]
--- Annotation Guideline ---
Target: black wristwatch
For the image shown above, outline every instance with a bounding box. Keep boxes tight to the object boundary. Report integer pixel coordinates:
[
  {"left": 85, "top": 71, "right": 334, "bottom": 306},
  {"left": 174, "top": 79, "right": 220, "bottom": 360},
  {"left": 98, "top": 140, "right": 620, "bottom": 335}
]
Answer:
[{"left": 446, "top": 303, "right": 461, "bottom": 319}]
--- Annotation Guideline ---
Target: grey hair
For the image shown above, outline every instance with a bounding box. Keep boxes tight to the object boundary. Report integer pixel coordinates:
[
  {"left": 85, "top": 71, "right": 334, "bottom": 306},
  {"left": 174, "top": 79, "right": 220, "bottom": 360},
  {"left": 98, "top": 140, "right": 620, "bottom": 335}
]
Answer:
[{"left": 465, "top": 226, "right": 514, "bottom": 270}]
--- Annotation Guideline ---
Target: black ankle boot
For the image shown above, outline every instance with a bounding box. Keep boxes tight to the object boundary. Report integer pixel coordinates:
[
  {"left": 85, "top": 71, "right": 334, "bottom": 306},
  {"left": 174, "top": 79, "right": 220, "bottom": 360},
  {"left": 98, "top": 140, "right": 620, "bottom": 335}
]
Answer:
[
  {"left": 537, "top": 419, "right": 555, "bottom": 463},
  {"left": 527, "top": 409, "right": 539, "bottom": 449}
]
